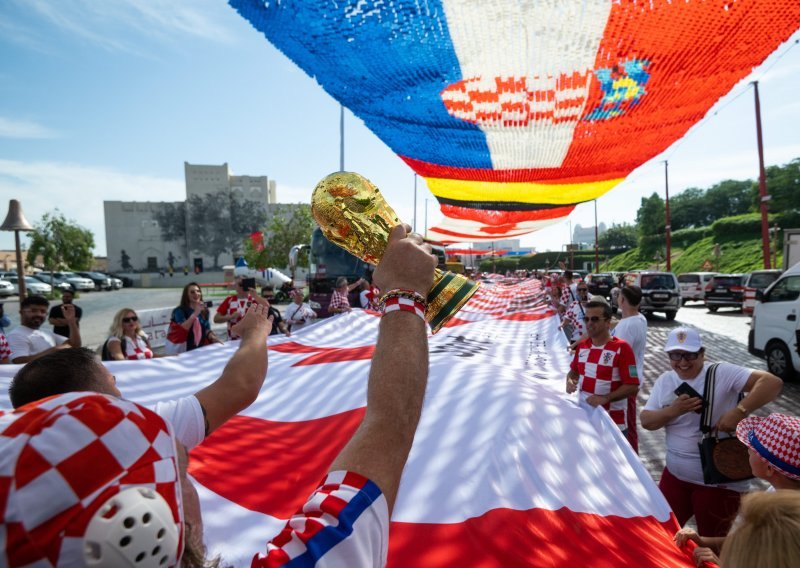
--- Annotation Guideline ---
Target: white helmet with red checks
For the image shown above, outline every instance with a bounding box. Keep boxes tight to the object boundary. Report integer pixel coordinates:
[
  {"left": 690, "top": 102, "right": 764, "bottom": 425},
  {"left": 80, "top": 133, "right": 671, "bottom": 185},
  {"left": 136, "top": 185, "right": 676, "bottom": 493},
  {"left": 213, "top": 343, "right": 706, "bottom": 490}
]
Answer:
[{"left": 0, "top": 392, "right": 183, "bottom": 567}]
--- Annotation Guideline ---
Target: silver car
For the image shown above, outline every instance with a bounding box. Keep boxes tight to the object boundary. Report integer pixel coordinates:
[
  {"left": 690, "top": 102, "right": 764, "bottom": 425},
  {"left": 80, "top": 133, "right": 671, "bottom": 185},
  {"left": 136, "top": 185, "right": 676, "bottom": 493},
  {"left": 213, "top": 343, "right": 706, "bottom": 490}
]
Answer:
[
  {"left": 0, "top": 279, "right": 14, "bottom": 297},
  {"left": 57, "top": 272, "right": 95, "bottom": 292},
  {"left": 6, "top": 276, "right": 52, "bottom": 295}
]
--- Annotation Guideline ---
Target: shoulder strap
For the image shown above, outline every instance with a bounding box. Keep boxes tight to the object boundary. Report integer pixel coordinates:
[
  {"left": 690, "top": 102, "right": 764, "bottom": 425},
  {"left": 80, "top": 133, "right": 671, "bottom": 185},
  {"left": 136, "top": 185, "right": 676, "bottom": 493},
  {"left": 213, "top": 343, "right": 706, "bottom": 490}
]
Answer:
[{"left": 699, "top": 363, "right": 721, "bottom": 433}]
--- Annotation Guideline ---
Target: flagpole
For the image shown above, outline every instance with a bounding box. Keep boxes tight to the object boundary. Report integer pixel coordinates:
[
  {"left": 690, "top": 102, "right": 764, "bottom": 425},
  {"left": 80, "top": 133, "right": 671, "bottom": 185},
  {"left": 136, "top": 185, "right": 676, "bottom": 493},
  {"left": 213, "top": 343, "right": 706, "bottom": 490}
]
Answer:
[
  {"left": 413, "top": 173, "right": 418, "bottom": 233},
  {"left": 339, "top": 105, "right": 345, "bottom": 172}
]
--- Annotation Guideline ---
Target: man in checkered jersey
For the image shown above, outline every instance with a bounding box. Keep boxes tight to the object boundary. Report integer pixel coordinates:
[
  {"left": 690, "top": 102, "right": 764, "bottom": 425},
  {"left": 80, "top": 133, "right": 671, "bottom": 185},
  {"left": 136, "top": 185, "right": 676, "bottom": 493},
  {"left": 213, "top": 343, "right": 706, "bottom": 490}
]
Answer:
[
  {"left": 1, "top": 224, "right": 436, "bottom": 567},
  {"left": 214, "top": 275, "right": 257, "bottom": 340},
  {"left": 566, "top": 298, "right": 639, "bottom": 444}
]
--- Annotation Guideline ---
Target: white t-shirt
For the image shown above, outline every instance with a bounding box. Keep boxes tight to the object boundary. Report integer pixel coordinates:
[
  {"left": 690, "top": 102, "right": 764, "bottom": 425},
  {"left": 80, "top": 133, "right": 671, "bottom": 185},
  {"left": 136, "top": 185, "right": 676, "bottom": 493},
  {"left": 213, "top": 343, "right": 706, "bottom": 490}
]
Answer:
[
  {"left": 643, "top": 362, "right": 752, "bottom": 490},
  {"left": 284, "top": 302, "right": 317, "bottom": 332},
  {"left": 359, "top": 289, "right": 371, "bottom": 309},
  {"left": 7, "top": 326, "right": 67, "bottom": 361},
  {"left": 151, "top": 396, "right": 205, "bottom": 450},
  {"left": 613, "top": 313, "right": 647, "bottom": 382}
]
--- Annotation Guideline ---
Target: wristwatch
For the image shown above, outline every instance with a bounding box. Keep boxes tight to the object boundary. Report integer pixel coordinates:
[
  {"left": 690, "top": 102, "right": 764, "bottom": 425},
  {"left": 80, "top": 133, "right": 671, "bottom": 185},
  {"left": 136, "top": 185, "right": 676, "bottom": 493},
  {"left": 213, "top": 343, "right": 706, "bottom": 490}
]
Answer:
[{"left": 736, "top": 403, "right": 750, "bottom": 416}]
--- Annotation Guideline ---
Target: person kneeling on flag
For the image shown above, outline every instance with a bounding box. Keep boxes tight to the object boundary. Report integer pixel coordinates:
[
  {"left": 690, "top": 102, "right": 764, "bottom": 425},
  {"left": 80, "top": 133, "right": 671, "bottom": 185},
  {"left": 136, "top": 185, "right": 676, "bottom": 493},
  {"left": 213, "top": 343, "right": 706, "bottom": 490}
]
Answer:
[{"left": 0, "top": 224, "right": 436, "bottom": 568}]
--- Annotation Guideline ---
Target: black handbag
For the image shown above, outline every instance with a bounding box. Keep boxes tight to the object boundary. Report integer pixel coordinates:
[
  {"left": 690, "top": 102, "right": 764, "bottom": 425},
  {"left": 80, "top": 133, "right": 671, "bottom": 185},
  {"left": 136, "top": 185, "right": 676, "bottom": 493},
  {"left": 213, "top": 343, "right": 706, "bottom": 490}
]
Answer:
[{"left": 697, "top": 363, "right": 754, "bottom": 484}]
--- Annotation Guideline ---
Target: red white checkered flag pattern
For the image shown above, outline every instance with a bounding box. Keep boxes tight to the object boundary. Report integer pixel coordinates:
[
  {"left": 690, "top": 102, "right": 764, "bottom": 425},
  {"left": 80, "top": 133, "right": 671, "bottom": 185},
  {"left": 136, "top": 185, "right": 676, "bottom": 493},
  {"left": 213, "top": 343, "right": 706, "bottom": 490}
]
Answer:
[
  {"left": 737, "top": 413, "right": 800, "bottom": 481},
  {"left": 0, "top": 393, "right": 183, "bottom": 567}
]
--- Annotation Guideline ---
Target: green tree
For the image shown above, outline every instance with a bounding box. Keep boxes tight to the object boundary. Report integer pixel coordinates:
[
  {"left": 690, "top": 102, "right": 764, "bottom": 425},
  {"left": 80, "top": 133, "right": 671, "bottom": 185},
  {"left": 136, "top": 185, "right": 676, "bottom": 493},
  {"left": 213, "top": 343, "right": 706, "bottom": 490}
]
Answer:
[
  {"left": 635, "top": 193, "right": 665, "bottom": 237},
  {"left": 27, "top": 211, "right": 95, "bottom": 273},
  {"left": 704, "top": 179, "right": 754, "bottom": 222},
  {"left": 669, "top": 187, "right": 706, "bottom": 230},
  {"left": 151, "top": 202, "right": 187, "bottom": 243},
  {"left": 244, "top": 204, "right": 314, "bottom": 270},
  {"left": 762, "top": 158, "right": 800, "bottom": 213},
  {"left": 598, "top": 222, "right": 637, "bottom": 250}
]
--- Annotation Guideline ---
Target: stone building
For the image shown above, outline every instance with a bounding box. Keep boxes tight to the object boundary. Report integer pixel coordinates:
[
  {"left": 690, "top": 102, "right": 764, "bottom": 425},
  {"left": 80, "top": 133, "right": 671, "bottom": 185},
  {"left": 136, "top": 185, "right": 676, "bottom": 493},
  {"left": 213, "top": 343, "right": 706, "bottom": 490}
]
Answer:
[{"left": 104, "top": 162, "right": 280, "bottom": 273}]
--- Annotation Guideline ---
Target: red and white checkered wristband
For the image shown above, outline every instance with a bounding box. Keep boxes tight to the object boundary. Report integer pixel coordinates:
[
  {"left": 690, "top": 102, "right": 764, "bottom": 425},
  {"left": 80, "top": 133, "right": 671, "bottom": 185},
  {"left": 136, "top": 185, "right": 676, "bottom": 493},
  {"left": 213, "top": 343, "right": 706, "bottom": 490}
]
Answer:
[
  {"left": 377, "top": 288, "right": 427, "bottom": 309},
  {"left": 381, "top": 294, "right": 426, "bottom": 321}
]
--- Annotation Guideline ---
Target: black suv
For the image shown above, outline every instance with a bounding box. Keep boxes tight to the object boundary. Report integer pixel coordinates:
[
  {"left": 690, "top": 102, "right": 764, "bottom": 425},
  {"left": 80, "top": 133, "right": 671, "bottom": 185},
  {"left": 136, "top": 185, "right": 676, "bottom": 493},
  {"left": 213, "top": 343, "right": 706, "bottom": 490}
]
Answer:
[
  {"left": 704, "top": 274, "right": 746, "bottom": 312},
  {"left": 585, "top": 273, "right": 615, "bottom": 299}
]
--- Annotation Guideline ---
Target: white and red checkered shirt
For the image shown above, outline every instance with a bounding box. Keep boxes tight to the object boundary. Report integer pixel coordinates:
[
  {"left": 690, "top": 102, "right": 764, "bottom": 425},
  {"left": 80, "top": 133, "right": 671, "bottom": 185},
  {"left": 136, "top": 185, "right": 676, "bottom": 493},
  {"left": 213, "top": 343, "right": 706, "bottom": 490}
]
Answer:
[
  {"left": 0, "top": 331, "right": 9, "bottom": 362},
  {"left": 329, "top": 288, "right": 351, "bottom": 313},
  {"left": 570, "top": 337, "right": 639, "bottom": 429},
  {"left": 563, "top": 300, "right": 587, "bottom": 341},
  {"left": 217, "top": 294, "right": 255, "bottom": 339}
]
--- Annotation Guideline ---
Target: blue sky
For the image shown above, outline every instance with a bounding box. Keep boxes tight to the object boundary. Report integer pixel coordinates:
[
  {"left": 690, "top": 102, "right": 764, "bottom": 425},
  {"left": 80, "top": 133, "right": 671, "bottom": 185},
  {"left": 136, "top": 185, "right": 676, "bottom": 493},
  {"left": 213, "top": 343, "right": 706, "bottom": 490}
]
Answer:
[{"left": 1, "top": 1, "right": 798, "bottom": 258}]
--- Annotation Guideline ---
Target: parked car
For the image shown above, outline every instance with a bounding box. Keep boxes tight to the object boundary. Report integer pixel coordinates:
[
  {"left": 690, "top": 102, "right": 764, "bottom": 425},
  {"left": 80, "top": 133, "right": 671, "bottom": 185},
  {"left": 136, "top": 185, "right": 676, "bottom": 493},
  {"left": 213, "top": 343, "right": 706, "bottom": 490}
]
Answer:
[
  {"left": 677, "top": 272, "right": 718, "bottom": 304},
  {"left": 585, "top": 273, "right": 615, "bottom": 299},
  {"left": 6, "top": 276, "right": 52, "bottom": 296},
  {"left": 45, "top": 272, "right": 95, "bottom": 292},
  {"left": 30, "top": 274, "right": 72, "bottom": 293},
  {"left": 0, "top": 279, "right": 14, "bottom": 297},
  {"left": 748, "top": 263, "right": 800, "bottom": 380},
  {"left": 704, "top": 273, "right": 746, "bottom": 312},
  {"left": 742, "top": 269, "right": 783, "bottom": 293},
  {"left": 75, "top": 271, "right": 112, "bottom": 291},
  {"left": 101, "top": 273, "right": 123, "bottom": 289},
  {"left": 106, "top": 273, "right": 134, "bottom": 288},
  {"left": 624, "top": 271, "right": 681, "bottom": 320}
]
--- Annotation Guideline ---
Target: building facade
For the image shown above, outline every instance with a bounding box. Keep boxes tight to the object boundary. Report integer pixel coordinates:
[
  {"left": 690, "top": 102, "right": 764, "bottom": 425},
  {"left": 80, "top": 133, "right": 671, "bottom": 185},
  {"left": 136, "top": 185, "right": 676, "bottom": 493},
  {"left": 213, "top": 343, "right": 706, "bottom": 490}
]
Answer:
[{"left": 104, "top": 162, "right": 280, "bottom": 273}]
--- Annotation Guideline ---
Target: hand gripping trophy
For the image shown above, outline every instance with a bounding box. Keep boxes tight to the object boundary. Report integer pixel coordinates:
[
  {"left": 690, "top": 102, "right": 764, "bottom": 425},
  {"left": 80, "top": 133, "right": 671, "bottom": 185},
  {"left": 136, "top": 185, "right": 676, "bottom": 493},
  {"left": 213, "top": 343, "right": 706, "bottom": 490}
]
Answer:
[{"left": 312, "top": 171, "right": 479, "bottom": 333}]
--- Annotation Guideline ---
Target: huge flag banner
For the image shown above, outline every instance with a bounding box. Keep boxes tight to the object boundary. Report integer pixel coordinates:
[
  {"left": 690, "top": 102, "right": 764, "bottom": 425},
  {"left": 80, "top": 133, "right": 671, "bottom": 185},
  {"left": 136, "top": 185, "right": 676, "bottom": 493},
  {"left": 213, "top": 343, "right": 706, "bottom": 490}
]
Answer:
[
  {"left": 229, "top": 0, "right": 800, "bottom": 241},
  {"left": 0, "top": 280, "right": 694, "bottom": 566}
]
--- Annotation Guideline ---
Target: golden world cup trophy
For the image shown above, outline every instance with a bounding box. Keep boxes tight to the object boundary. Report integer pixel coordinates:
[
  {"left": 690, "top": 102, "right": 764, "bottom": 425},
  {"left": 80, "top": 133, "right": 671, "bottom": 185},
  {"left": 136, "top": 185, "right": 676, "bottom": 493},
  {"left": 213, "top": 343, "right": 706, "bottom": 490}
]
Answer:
[{"left": 311, "top": 171, "right": 479, "bottom": 333}]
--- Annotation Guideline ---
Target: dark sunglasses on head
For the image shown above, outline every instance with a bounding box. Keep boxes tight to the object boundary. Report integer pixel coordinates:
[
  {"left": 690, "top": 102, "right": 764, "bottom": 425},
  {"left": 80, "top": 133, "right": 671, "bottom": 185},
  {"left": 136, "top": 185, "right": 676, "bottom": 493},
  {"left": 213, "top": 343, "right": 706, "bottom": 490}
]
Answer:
[
  {"left": 668, "top": 351, "right": 700, "bottom": 362},
  {"left": 585, "top": 316, "right": 607, "bottom": 322},
  {"left": 122, "top": 316, "right": 138, "bottom": 323}
]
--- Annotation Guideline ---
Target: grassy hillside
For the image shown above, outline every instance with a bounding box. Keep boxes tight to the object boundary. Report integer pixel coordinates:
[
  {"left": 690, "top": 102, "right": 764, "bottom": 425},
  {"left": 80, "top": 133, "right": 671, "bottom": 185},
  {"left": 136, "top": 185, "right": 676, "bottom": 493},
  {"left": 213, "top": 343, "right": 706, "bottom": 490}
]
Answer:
[{"left": 602, "top": 234, "right": 780, "bottom": 274}]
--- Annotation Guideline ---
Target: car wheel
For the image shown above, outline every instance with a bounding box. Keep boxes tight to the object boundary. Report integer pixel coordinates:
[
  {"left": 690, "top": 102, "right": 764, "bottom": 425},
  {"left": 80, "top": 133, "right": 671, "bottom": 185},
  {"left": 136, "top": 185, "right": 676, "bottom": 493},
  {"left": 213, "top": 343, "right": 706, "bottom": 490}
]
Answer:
[
  {"left": 765, "top": 341, "right": 797, "bottom": 381},
  {"left": 665, "top": 311, "right": 677, "bottom": 321},
  {"left": 707, "top": 305, "right": 718, "bottom": 313}
]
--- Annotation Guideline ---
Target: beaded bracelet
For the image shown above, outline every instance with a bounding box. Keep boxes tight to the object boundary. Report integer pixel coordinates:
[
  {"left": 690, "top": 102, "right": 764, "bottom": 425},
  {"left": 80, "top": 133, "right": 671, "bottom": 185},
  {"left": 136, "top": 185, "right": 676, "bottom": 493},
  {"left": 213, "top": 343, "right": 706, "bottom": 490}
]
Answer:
[
  {"left": 377, "top": 288, "right": 427, "bottom": 310},
  {"left": 381, "top": 294, "right": 426, "bottom": 321}
]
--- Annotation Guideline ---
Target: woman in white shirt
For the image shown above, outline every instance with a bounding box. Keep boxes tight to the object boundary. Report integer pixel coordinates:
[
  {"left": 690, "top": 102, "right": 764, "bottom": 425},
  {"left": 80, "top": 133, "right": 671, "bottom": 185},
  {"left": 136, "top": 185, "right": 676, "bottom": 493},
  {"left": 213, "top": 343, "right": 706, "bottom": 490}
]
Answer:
[{"left": 105, "top": 307, "right": 154, "bottom": 360}]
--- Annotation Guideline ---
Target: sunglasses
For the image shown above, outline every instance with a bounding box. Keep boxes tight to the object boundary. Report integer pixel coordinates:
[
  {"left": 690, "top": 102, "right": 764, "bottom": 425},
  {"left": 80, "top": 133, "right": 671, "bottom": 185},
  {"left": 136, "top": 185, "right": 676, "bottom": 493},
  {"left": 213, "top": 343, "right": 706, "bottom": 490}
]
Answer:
[
  {"left": 585, "top": 316, "right": 607, "bottom": 322},
  {"left": 668, "top": 352, "right": 700, "bottom": 362},
  {"left": 122, "top": 316, "right": 138, "bottom": 323}
]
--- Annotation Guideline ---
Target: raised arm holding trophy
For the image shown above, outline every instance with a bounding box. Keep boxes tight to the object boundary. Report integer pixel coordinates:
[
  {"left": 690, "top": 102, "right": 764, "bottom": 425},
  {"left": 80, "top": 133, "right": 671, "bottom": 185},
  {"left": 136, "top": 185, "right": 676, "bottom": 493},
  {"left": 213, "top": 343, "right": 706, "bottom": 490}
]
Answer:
[{"left": 312, "top": 171, "right": 479, "bottom": 332}]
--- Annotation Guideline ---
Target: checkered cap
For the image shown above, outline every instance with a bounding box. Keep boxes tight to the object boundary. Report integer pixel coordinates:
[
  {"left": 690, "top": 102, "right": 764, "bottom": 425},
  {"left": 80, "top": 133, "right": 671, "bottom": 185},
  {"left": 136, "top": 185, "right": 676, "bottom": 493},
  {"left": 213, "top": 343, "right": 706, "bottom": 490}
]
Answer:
[
  {"left": 737, "top": 413, "right": 800, "bottom": 481},
  {"left": 0, "top": 392, "right": 183, "bottom": 566}
]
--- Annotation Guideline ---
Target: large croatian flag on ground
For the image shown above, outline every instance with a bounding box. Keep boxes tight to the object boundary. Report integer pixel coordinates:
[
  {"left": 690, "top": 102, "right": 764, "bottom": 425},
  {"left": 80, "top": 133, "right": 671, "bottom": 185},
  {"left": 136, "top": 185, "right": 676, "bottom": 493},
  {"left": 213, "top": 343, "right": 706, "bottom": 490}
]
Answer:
[{"left": 0, "top": 280, "right": 694, "bottom": 566}]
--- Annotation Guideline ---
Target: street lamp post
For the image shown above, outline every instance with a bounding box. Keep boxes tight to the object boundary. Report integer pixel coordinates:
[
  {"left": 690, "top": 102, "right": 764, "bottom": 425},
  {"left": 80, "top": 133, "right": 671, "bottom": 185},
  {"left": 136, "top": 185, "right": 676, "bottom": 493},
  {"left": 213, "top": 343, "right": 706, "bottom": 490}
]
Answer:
[
  {"left": 1, "top": 199, "right": 35, "bottom": 300},
  {"left": 663, "top": 160, "right": 672, "bottom": 272},
  {"left": 594, "top": 199, "right": 599, "bottom": 272},
  {"left": 752, "top": 81, "right": 772, "bottom": 269}
]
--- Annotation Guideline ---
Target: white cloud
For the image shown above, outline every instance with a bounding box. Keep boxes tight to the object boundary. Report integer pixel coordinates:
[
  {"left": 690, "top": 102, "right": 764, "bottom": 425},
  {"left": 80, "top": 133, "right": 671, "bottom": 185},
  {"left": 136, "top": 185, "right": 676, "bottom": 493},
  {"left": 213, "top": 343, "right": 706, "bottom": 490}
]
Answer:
[
  {"left": 0, "top": 117, "right": 58, "bottom": 139},
  {"left": 10, "top": 0, "right": 236, "bottom": 55},
  {"left": 0, "top": 159, "right": 185, "bottom": 256}
]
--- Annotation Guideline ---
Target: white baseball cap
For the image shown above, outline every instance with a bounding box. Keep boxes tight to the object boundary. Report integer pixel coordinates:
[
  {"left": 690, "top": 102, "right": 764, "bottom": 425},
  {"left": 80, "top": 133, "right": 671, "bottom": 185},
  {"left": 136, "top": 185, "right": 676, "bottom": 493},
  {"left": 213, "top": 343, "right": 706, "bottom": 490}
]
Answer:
[{"left": 664, "top": 327, "right": 703, "bottom": 353}]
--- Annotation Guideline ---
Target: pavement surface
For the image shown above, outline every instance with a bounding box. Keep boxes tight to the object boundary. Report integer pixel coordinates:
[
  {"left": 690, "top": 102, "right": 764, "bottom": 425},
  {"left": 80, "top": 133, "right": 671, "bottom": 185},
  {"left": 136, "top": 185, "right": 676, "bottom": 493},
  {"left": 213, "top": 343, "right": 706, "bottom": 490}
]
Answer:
[{"left": 2, "top": 289, "right": 798, "bottom": 489}]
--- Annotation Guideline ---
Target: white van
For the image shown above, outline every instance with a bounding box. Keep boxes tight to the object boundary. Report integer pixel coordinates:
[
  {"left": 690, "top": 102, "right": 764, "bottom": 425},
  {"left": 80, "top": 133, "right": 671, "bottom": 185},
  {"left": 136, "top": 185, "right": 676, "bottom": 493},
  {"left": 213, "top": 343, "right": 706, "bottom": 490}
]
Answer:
[
  {"left": 677, "top": 272, "right": 717, "bottom": 303},
  {"left": 749, "top": 262, "right": 800, "bottom": 380}
]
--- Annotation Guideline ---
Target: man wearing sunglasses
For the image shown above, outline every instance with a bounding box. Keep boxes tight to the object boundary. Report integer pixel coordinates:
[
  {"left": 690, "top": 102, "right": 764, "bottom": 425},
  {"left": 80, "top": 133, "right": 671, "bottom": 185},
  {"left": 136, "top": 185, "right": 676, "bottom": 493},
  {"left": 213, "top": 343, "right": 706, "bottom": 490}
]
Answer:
[
  {"left": 560, "top": 283, "right": 592, "bottom": 344},
  {"left": 641, "top": 327, "right": 783, "bottom": 538},
  {"left": 565, "top": 298, "right": 639, "bottom": 444}
]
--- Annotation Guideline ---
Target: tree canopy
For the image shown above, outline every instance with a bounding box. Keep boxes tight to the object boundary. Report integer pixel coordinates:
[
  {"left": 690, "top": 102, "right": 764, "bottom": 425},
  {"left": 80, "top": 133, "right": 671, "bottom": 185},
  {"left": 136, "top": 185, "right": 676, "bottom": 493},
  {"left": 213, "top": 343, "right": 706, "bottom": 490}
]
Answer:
[
  {"left": 27, "top": 211, "right": 95, "bottom": 271},
  {"left": 243, "top": 204, "right": 314, "bottom": 272}
]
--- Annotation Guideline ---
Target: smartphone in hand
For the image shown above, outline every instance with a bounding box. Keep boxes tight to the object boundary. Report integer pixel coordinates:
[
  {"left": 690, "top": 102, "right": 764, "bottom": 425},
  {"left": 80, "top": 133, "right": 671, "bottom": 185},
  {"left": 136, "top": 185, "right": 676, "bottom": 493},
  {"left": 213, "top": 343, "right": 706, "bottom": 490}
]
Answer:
[
  {"left": 674, "top": 382, "right": 705, "bottom": 413},
  {"left": 241, "top": 277, "right": 256, "bottom": 291}
]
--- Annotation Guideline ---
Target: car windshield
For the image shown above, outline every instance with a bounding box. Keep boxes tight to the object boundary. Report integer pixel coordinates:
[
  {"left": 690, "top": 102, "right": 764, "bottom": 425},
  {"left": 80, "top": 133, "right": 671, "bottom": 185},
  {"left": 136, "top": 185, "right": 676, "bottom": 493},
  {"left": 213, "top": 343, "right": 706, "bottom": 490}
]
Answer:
[
  {"left": 748, "top": 273, "right": 780, "bottom": 288},
  {"left": 711, "top": 276, "right": 743, "bottom": 287},
  {"left": 678, "top": 275, "right": 699, "bottom": 283},
  {"left": 591, "top": 275, "right": 613, "bottom": 284},
  {"left": 639, "top": 274, "right": 675, "bottom": 290}
]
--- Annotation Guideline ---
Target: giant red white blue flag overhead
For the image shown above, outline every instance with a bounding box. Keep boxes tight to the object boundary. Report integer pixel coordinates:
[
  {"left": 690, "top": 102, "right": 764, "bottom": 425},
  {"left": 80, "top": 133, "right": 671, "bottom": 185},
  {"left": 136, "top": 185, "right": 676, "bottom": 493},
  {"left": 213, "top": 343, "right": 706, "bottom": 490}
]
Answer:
[
  {"left": 229, "top": 0, "right": 800, "bottom": 241},
  {"left": 0, "top": 281, "right": 696, "bottom": 566}
]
